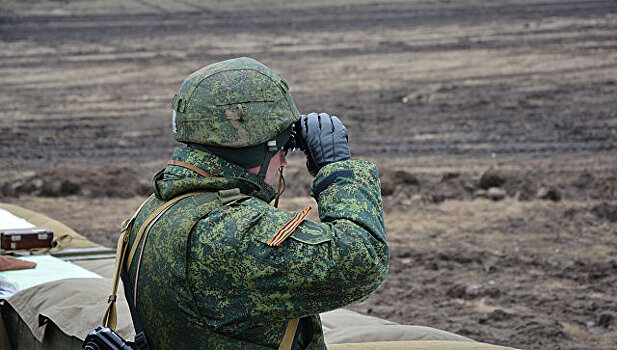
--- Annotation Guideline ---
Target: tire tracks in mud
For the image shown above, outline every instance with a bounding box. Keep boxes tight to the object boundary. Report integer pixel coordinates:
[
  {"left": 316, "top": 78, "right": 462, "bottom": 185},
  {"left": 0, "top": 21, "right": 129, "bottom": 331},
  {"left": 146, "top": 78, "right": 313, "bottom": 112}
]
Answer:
[
  {"left": 1, "top": 0, "right": 615, "bottom": 187},
  {"left": 129, "top": 0, "right": 171, "bottom": 14},
  {"left": 1, "top": 0, "right": 616, "bottom": 197},
  {"left": 1, "top": 1, "right": 616, "bottom": 42}
]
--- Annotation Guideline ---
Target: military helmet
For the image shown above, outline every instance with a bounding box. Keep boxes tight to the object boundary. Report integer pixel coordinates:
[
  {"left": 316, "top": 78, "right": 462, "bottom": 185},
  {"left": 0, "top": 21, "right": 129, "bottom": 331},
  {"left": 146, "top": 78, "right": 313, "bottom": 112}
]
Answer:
[
  {"left": 172, "top": 57, "right": 300, "bottom": 147},
  {"left": 171, "top": 57, "right": 300, "bottom": 177}
]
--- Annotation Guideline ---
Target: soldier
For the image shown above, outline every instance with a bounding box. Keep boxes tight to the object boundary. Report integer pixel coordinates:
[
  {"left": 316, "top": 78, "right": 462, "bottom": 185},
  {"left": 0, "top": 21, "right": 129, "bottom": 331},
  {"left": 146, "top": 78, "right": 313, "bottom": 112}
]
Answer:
[{"left": 124, "top": 57, "right": 389, "bottom": 349}]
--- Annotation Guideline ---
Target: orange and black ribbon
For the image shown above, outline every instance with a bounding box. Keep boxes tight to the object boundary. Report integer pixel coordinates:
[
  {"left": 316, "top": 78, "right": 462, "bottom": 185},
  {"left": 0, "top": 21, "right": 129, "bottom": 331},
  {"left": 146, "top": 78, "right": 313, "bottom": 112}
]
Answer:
[{"left": 268, "top": 207, "right": 312, "bottom": 247}]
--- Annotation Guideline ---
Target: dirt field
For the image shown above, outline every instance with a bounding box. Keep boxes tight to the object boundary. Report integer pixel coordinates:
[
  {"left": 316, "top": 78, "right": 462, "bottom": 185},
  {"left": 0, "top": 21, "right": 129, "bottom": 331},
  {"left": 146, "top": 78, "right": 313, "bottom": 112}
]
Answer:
[{"left": 1, "top": 0, "right": 616, "bottom": 349}]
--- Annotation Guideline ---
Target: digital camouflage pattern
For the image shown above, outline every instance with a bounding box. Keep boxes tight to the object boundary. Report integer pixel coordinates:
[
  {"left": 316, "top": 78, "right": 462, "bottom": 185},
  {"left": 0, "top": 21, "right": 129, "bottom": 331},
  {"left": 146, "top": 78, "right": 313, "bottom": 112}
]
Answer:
[
  {"left": 172, "top": 57, "right": 301, "bottom": 147},
  {"left": 125, "top": 146, "right": 389, "bottom": 349}
]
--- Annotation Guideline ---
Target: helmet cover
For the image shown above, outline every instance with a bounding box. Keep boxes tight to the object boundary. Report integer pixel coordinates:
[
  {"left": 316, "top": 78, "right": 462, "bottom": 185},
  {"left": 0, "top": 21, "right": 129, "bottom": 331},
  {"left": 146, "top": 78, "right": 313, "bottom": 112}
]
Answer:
[{"left": 172, "top": 57, "right": 301, "bottom": 148}]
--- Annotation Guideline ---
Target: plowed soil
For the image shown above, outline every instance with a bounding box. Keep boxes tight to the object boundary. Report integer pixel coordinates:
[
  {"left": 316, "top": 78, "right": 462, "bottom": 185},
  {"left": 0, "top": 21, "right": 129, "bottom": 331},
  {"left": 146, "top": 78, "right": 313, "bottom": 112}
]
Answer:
[{"left": 1, "top": 1, "right": 616, "bottom": 349}]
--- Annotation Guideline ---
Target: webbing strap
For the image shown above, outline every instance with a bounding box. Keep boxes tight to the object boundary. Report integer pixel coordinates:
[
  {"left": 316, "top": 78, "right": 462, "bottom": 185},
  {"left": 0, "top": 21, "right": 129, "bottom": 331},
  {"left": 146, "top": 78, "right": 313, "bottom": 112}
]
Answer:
[
  {"left": 101, "top": 195, "right": 152, "bottom": 330},
  {"left": 278, "top": 318, "right": 300, "bottom": 350},
  {"left": 121, "top": 265, "right": 150, "bottom": 350},
  {"left": 127, "top": 191, "right": 204, "bottom": 270},
  {"left": 258, "top": 139, "right": 279, "bottom": 179},
  {"left": 132, "top": 191, "right": 218, "bottom": 307}
]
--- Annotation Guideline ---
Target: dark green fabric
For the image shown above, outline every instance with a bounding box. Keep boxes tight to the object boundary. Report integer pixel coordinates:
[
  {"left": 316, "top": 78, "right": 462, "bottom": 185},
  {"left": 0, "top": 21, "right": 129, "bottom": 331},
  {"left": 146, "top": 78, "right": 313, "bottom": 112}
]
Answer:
[
  {"left": 191, "top": 125, "right": 292, "bottom": 169},
  {"left": 126, "top": 147, "right": 389, "bottom": 350}
]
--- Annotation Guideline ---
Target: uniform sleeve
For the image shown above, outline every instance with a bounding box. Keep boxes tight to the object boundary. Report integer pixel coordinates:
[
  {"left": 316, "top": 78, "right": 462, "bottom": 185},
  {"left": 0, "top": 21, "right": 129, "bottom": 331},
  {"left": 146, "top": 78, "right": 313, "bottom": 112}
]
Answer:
[{"left": 242, "top": 160, "right": 389, "bottom": 325}]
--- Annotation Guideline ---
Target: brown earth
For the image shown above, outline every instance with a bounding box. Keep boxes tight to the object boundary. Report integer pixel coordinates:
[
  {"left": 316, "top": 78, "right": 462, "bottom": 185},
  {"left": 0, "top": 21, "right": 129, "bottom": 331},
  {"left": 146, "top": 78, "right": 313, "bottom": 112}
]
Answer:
[{"left": 1, "top": 0, "right": 616, "bottom": 349}]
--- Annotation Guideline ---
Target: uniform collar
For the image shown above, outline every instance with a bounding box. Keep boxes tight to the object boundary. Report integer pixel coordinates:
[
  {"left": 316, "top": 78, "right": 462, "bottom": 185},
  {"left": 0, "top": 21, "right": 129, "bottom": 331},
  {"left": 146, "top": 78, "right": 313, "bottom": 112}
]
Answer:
[{"left": 152, "top": 146, "right": 277, "bottom": 203}]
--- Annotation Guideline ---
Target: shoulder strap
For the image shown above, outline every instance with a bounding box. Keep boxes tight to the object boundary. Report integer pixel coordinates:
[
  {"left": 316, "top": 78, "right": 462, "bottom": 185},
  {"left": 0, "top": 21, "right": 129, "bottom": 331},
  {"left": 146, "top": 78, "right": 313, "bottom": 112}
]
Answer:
[
  {"left": 101, "top": 191, "right": 209, "bottom": 349},
  {"left": 279, "top": 318, "right": 300, "bottom": 350},
  {"left": 101, "top": 191, "right": 205, "bottom": 331},
  {"left": 121, "top": 190, "right": 228, "bottom": 350},
  {"left": 120, "top": 263, "right": 150, "bottom": 349},
  {"left": 130, "top": 191, "right": 218, "bottom": 307},
  {"left": 101, "top": 195, "right": 152, "bottom": 331},
  {"left": 128, "top": 188, "right": 249, "bottom": 270},
  {"left": 125, "top": 191, "right": 216, "bottom": 350},
  {"left": 127, "top": 190, "right": 204, "bottom": 270}
]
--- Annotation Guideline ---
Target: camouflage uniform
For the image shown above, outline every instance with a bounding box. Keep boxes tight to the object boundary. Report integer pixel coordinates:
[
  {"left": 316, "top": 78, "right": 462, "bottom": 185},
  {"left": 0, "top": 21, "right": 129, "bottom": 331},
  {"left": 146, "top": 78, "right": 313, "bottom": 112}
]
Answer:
[{"left": 124, "top": 58, "right": 389, "bottom": 349}]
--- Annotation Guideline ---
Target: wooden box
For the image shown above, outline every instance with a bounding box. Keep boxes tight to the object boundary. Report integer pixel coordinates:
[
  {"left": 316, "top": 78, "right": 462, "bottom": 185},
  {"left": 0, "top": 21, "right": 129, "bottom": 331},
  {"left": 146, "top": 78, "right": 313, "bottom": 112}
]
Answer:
[{"left": 1, "top": 229, "right": 54, "bottom": 250}]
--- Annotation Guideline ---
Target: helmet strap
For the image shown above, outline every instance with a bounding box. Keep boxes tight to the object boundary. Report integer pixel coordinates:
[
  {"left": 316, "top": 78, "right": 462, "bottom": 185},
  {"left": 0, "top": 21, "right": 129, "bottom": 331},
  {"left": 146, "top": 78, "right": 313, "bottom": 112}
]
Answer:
[{"left": 257, "top": 140, "right": 279, "bottom": 179}]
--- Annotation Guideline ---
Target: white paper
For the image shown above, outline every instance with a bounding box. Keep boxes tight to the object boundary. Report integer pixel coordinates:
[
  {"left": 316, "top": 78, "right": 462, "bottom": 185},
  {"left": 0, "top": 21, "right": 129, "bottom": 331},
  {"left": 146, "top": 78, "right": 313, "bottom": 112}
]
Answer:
[
  {"left": 0, "top": 255, "right": 102, "bottom": 291},
  {"left": 0, "top": 209, "right": 36, "bottom": 230}
]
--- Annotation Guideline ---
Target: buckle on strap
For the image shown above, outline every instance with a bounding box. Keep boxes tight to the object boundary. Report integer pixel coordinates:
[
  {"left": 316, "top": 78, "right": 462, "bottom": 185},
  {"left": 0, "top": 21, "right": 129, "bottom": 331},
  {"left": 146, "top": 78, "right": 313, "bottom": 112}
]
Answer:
[{"left": 134, "top": 331, "right": 149, "bottom": 350}]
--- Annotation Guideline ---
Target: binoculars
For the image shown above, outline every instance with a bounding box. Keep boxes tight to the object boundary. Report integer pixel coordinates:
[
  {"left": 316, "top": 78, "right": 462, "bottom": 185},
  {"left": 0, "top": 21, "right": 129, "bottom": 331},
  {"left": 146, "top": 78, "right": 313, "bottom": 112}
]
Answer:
[{"left": 283, "top": 121, "right": 306, "bottom": 155}]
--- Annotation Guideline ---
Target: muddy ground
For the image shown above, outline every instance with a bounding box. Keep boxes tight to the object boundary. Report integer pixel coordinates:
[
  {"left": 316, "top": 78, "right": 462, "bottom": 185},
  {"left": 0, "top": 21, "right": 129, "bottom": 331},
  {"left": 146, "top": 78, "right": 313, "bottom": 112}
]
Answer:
[{"left": 1, "top": 0, "right": 616, "bottom": 349}]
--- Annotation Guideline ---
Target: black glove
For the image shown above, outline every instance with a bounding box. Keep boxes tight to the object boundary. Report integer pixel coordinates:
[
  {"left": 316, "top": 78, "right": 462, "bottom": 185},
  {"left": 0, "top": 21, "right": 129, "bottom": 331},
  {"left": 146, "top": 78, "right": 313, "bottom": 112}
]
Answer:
[{"left": 298, "top": 112, "right": 351, "bottom": 176}]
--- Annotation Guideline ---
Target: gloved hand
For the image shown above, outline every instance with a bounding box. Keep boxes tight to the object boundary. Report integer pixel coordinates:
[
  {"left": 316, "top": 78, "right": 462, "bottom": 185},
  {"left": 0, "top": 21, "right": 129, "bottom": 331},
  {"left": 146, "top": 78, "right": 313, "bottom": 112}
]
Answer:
[{"left": 298, "top": 112, "right": 351, "bottom": 176}]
